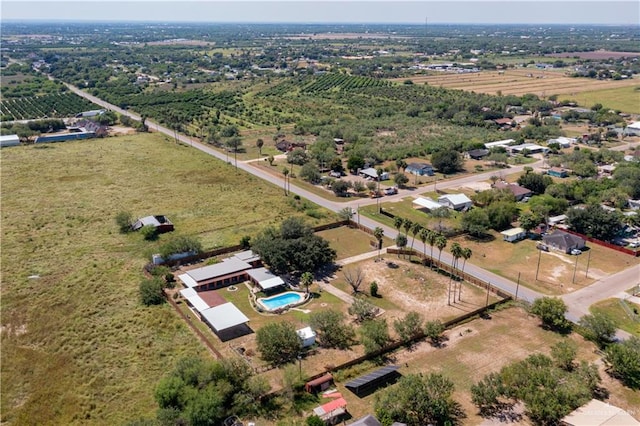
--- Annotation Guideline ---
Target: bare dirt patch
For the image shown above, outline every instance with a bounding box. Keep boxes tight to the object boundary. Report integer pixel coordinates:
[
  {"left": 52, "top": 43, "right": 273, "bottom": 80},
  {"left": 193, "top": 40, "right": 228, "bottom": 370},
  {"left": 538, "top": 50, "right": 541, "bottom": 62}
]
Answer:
[{"left": 334, "top": 256, "right": 497, "bottom": 324}]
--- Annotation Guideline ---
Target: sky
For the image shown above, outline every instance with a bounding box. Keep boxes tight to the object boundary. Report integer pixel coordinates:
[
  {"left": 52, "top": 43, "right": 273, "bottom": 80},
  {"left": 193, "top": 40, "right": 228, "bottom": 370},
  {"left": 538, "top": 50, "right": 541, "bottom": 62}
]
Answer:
[{"left": 2, "top": 1, "right": 639, "bottom": 25}]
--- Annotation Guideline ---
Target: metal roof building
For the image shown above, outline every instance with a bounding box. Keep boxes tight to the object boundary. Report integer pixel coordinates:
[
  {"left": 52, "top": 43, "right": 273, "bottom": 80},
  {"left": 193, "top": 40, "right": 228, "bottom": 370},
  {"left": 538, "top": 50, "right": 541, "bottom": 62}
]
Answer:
[
  {"left": 200, "top": 302, "right": 249, "bottom": 334},
  {"left": 0, "top": 134, "right": 20, "bottom": 148},
  {"left": 246, "top": 267, "right": 285, "bottom": 291},
  {"left": 345, "top": 365, "right": 400, "bottom": 396},
  {"left": 412, "top": 196, "right": 443, "bottom": 211}
]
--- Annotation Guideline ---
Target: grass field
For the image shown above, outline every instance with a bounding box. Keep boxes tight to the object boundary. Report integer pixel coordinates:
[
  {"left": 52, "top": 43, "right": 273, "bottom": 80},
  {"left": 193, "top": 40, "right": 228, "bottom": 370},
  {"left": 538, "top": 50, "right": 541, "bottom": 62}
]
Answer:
[
  {"left": 396, "top": 69, "right": 640, "bottom": 112},
  {"left": 590, "top": 298, "right": 640, "bottom": 337},
  {"left": 0, "top": 133, "right": 336, "bottom": 425},
  {"left": 567, "top": 85, "right": 640, "bottom": 114}
]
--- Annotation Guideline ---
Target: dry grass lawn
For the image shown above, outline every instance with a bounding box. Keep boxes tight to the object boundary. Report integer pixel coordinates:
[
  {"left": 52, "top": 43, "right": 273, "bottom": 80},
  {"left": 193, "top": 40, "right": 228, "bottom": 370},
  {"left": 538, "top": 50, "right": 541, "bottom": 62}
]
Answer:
[
  {"left": 0, "top": 133, "right": 335, "bottom": 425},
  {"left": 448, "top": 232, "right": 639, "bottom": 295},
  {"left": 398, "top": 69, "right": 640, "bottom": 100},
  {"left": 331, "top": 306, "right": 640, "bottom": 425}
]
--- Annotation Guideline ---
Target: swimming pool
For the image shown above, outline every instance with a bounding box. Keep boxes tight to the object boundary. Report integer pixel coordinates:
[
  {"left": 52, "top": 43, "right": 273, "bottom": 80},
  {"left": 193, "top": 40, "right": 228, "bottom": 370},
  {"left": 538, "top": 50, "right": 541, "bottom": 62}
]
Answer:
[{"left": 258, "top": 291, "right": 304, "bottom": 311}]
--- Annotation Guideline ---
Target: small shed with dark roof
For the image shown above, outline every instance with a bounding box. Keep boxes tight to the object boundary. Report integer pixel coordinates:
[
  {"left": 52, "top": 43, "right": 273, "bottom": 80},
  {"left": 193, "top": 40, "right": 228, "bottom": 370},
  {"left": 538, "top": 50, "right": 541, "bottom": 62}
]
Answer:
[{"left": 345, "top": 365, "right": 400, "bottom": 396}]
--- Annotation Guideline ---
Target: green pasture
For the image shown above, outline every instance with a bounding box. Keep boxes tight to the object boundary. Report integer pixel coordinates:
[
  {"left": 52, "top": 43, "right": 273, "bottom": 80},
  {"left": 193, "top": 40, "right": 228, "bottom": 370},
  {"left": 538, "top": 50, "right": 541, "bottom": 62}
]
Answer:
[{"left": 568, "top": 85, "right": 640, "bottom": 114}]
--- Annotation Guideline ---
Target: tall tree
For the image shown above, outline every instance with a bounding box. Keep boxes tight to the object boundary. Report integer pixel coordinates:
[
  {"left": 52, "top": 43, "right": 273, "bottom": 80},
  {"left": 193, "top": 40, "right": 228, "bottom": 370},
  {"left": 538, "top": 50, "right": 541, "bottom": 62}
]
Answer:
[
  {"left": 410, "top": 222, "right": 423, "bottom": 254},
  {"left": 426, "top": 229, "right": 437, "bottom": 267},
  {"left": 300, "top": 272, "right": 314, "bottom": 295},
  {"left": 459, "top": 247, "right": 472, "bottom": 301},
  {"left": 309, "top": 310, "right": 355, "bottom": 349},
  {"left": 449, "top": 242, "right": 463, "bottom": 305},
  {"left": 375, "top": 373, "right": 463, "bottom": 426},
  {"left": 359, "top": 318, "right": 390, "bottom": 355},
  {"left": 373, "top": 227, "right": 385, "bottom": 259},
  {"left": 394, "top": 216, "right": 404, "bottom": 234},
  {"left": 256, "top": 322, "right": 301, "bottom": 365},
  {"left": 435, "top": 233, "right": 447, "bottom": 268},
  {"left": 418, "top": 227, "right": 429, "bottom": 263},
  {"left": 256, "top": 138, "right": 264, "bottom": 156},
  {"left": 282, "top": 167, "right": 289, "bottom": 196},
  {"left": 579, "top": 312, "right": 617, "bottom": 348}
]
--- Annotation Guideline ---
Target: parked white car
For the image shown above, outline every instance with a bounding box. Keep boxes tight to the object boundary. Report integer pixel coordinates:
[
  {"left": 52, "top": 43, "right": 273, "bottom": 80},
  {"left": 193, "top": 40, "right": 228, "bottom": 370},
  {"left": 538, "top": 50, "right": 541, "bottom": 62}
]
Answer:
[{"left": 570, "top": 249, "right": 582, "bottom": 255}]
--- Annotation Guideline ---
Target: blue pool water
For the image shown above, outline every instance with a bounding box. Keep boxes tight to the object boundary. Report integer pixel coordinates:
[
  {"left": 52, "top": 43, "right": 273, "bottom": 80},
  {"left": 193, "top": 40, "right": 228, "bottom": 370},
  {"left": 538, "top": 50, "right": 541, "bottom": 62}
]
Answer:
[{"left": 259, "top": 292, "right": 303, "bottom": 310}]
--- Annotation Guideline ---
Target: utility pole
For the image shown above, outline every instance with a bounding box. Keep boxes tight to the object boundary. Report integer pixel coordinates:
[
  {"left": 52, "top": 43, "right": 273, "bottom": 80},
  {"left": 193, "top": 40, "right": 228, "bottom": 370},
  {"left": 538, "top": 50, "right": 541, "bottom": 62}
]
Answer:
[
  {"left": 486, "top": 282, "right": 491, "bottom": 306},
  {"left": 572, "top": 253, "right": 579, "bottom": 283},
  {"left": 535, "top": 248, "right": 542, "bottom": 281},
  {"left": 585, "top": 250, "right": 591, "bottom": 278},
  {"left": 515, "top": 272, "right": 521, "bottom": 301}
]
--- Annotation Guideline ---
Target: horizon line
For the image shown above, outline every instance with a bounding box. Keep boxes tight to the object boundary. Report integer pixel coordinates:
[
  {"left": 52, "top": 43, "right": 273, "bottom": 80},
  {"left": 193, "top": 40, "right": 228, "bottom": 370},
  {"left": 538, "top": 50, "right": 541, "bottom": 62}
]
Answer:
[{"left": 3, "top": 19, "right": 640, "bottom": 26}]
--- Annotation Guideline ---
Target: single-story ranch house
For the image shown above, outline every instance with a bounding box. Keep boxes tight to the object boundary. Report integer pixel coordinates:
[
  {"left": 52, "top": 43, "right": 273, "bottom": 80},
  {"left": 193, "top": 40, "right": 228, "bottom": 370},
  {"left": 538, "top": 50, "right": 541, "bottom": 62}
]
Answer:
[
  {"left": 501, "top": 227, "right": 527, "bottom": 242},
  {"left": 405, "top": 162, "right": 434, "bottom": 176},
  {"left": 547, "top": 167, "right": 568, "bottom": 178},
  {"left": 542, "top": 230, "right": 586, "bottom": 254},
  {"left": 178, "top": 250, "right": 261, "bottom": 291},
  {"left": 493, "top": 181, "right": 532, "bottom": 201},
  {"left": 359, "top": 167, "right": 389, "bottom": 181},
  {"left": 466, "top": 148, "right": 490, "bottom": 160}
]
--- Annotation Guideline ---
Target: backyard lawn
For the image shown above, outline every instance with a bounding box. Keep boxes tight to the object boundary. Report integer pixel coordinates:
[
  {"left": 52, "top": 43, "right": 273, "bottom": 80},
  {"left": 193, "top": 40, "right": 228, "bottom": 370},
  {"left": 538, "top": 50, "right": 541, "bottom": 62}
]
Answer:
[{"left": 330, "top": 305, "right": 639, "bottom": 425}]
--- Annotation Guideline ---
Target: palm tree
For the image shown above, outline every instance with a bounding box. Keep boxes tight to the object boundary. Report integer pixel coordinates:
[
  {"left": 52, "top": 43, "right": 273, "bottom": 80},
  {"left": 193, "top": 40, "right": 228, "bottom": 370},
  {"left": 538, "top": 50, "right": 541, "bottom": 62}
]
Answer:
[
  {"left": 459, "top": 247, "right": 472, "bottom": 302},
  {"left": 435, "top": 234, "right": 447, "bottom": 269},
  {"left": 426, "top": 229, "right": 437, "bottom": 268},
  {"left": 300, "top": 271, "right": 313, "bottom": 295},
  {"left": 394, "top": 216, "right": 404, "bottom": 235},
  {"left": 373, "top": 227, "right": 384, "bottom": 259},
  {"left": 402, "top": 219, "right": 413, "bottom": 258},
  {"left": 449, "top": 242, "right": 463, "bottom": 305},
  {"left": 418, "top": 228, "right": 429, "bottom": 264},
  {"left": 395, "top": 233, "right": 408, "bottom": 257},
  {"left": 282, "top": 168, "right": 289, "bottom": 196},
  {"left": 410, "top": 222, "right": 423, "bottom": 254}
]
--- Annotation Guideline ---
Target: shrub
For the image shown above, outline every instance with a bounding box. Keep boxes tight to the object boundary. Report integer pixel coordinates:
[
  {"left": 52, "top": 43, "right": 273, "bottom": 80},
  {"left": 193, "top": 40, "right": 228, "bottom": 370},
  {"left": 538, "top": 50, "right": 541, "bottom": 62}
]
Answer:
[
  {"left": 370, "top": 281, "right": 379, "bottom": 297},
  {"left": 139, "top": 278, "right": 165, "bottom": 306},
  {"left": 140, "top": 225, "right": 158, "bottom": 241},
  {"left": 159, "top": 235, "right": 202, "bottom": 259},
  {"left": 115, "top": 211, "right": 133, "bottom": 233}
]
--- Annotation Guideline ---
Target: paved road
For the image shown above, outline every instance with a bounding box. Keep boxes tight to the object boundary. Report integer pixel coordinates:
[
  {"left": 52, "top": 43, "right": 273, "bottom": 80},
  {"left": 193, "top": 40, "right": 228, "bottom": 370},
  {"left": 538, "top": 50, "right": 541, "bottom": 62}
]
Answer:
[{"left": 66, "top": 82, "right": 639, "bottom": 336}]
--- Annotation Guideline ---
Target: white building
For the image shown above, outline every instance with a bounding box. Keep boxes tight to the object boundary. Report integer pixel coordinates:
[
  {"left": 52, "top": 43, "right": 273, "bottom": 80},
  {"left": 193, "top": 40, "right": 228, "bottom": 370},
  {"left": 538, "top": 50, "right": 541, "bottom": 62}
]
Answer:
[
  {"left": 625, "top": 121, "right": 640, "bottom": 136},
  {"left": 438, "top": 194, "right": 473, "bottom": 211},
  {"left": 547, "top": 136, "right": 576, "bottom": 148},
  {"left": 501, "top": 227, "right": 527, "bottom": 242},
  {"left": 0, "top": 134, "right": 20, "bottom": 148},
  {"left": 296, "top": 326, "right": 316, "bottom": 348},
  {"left": 413, "top": 196, "right": 443, "bottom": 212},
  {"left": 484, "top": 139, "right": 515, "bottom": 149}
]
